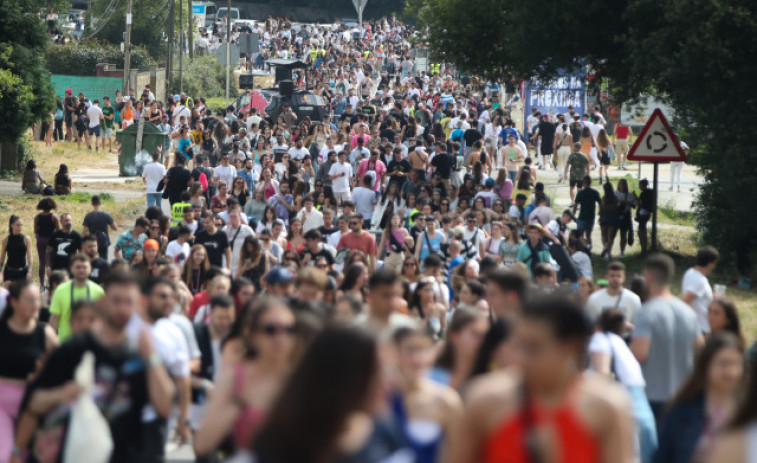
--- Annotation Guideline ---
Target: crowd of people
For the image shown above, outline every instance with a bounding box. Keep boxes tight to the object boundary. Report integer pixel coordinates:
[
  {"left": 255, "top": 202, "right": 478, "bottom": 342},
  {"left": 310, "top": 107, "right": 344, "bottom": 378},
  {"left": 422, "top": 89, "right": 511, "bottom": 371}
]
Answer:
[{"left": 0, "top": 14, "right": 749, "bottom": 463}]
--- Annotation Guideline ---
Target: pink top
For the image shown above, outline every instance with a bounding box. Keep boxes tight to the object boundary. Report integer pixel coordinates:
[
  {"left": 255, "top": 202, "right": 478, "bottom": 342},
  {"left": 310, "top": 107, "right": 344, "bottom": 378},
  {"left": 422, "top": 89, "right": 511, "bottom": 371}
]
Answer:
[
  {"left": 350, "top": 134, "right": 371, "bottom": 147},
  {"left": 355, "top": 159, "right": 386, "bottom": 192}
]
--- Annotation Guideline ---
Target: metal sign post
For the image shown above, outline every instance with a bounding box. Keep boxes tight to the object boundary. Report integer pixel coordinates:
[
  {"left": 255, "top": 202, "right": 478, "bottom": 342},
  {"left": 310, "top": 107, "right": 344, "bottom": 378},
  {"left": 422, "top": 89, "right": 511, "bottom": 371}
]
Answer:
[
  {"left": 352, "top": 0, "right": 368, "bottom": 37},
  {"left": 626, "top": 108, "right": 687, "bottom": 251}
]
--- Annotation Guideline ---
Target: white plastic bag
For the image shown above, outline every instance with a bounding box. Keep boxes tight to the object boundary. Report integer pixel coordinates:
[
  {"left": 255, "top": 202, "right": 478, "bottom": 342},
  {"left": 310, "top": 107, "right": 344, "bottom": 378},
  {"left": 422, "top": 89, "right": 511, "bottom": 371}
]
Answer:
[{"left": 63, "top": 351, "right": 114, "bottom": 463}]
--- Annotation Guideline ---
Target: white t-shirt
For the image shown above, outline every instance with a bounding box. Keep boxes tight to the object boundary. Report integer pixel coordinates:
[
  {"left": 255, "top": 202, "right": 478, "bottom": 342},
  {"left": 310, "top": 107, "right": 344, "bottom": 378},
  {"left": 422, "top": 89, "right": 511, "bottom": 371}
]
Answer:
[
  {"left": 464, "top": 227, "right": 486, "bottom": 259},
  {"left": 682, "top": 268, "right": 712, "bottom": 333},
  {"left": 86, "top": 105, "right": 103, "bottom": 128},
  {"left": 585, "top": 288, "right": 642, "bottom": 324},
  {"left": 297, "top": 208, "right": 324, "bottom": 233},
  {"left": 165, "top": 240, "right": 191, "bottom": 265},
  {"left": 288, "top": 146, "right": 310, "bottom": 161},
  {"left": 329, "top": 162, "right": 352, "bottom": 193},
  {"left": 213, "top": 165, "right": 236, "bottom": 187},
  {"left": 225, "top": 224, "right": 255, "bottom": 275},
  {"left": 142, "top": 162, "right": 167, "bottom": 194},
  {"left": 173, "top": 105, "right": 191, "bottom": 127},
  {"left": 589, "top": 332, "right": 646, "bottom": 387}
]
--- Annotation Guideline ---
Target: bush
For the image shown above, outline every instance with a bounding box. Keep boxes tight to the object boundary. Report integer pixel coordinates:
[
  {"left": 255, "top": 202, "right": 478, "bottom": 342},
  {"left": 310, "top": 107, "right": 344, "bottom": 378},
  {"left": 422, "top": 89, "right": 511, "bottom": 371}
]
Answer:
[
  {"left": 45, "top": 40, "right": 154, "bottom": 76},
  {"left": 171, "top": 55, "right": 238, "bottom": 100}
]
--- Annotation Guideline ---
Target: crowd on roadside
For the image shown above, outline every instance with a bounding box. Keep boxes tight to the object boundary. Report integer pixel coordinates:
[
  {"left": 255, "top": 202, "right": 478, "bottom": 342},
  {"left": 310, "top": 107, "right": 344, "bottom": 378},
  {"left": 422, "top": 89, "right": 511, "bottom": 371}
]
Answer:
[{"left": 1, "top": 15, "right": 752, "bottom": 463}]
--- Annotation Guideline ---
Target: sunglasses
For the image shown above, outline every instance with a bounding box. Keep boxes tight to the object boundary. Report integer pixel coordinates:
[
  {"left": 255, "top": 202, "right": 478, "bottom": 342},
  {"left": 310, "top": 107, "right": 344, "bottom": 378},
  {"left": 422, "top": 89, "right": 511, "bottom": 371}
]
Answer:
[
  {"left": 150, "top": 225, "right": 160, "bottom": 229},
  {"left": 260, "top": 324, "right": 296, "bottom": 336},
  {"left": 316, "top": 264, "right": 328, "bottom": 269},
  {"left": 349, "top": 221, "right": 360, "bottom": 226},
  {"left": 404, "top": 262, "right": 416, "bottom": 267}
]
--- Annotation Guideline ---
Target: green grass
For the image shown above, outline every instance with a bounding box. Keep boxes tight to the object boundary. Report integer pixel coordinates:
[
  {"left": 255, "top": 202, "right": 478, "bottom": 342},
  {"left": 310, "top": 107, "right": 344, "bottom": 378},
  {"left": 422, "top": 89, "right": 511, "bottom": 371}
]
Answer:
[
  {"left": 658, "top": 200, "right": 697, "bottom": 226},
  {"left": 56, "top": 192, "right": 115, "bottom": 203}
]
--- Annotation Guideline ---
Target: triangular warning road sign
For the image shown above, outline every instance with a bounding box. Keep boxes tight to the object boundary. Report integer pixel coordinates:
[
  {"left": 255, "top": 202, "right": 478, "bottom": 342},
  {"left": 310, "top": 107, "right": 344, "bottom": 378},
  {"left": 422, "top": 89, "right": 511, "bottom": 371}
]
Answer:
[{"left": 627, "top": 108, "right": 687, "bottom": 162}]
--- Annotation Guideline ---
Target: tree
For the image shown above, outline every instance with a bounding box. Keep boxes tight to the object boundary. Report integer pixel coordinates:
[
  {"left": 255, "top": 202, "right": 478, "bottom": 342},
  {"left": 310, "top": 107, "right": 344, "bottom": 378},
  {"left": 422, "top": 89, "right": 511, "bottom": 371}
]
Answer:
[
  {"left": 414, "top": 0, "right": 757, "bottom": 273},
  {"left": 0, "top": 0, "right": 55, "bottom": 171},
  {"left": 88, "top": 0, "right": 169, "bottom": 59}
]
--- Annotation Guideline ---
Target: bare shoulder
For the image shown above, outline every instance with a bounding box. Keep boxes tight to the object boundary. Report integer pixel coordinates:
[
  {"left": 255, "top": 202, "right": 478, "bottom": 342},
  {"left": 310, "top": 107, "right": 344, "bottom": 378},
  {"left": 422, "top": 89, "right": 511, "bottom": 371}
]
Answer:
[
  {"left": 427, "top": 379, "right": 463, "bottom": 413},
  {"left": 582, "top": 374, "right": 631, "bottom": 410},
  {"left": 464, "top": 369, "right": 519, "bottom": 411}
]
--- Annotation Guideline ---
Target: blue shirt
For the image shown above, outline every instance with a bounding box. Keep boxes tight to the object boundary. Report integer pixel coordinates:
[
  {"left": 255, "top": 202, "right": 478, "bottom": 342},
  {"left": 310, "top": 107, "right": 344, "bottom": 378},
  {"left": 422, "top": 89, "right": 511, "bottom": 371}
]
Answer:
[
  {"left": 237, "top": 169, "right": 254, "bottom": 196},
  {"left": 498, "top": 127, "right": 520, "bottom": 143}
]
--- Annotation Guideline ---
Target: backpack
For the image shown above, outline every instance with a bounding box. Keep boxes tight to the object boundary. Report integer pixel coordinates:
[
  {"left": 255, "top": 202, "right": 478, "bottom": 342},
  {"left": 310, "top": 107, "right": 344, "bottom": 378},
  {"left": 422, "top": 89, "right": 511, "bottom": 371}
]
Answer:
[{"left": 54, "top": 109, "right": 63, "bottom": 121}]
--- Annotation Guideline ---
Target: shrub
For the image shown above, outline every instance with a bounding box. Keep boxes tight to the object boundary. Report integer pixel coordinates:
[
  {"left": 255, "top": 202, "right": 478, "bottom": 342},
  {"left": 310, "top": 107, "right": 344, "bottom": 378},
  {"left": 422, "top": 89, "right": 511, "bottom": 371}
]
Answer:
[
  {"left": 45, "top": 40, "right": 154, "bottom": 76},
  {"left": 171, "top": 55, "right": 239, "bottom": 100}
]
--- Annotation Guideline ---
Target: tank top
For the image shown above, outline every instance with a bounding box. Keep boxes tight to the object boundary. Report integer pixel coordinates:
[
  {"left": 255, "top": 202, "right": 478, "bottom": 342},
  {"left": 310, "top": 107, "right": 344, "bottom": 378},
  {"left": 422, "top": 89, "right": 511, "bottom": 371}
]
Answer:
[
  {"left": 0, "top": 320, "right": 46, "bottom": 380},
  {"left": 390, "top": 393, "right": 443, "bottom": 463},
  {"left": 232, "top": 364, "right": 267, "bottom": 450},
  {"left": 615, "top": 125, "right": 630, "bottom": 139},
  {"left": 6, "top": 234, "right": 27, "bottom": 268},
  {"left": 387, "top": 230, "right": 405, "bottom": 252},
  {"left": 483, "top": 385, "right": 601, "bottom": 463},
  {"left": 36, "top": 213, "right": 56, "bottom": 238},
  {"left": 420, "top": 231, "right": 442, "bottom": 261}
]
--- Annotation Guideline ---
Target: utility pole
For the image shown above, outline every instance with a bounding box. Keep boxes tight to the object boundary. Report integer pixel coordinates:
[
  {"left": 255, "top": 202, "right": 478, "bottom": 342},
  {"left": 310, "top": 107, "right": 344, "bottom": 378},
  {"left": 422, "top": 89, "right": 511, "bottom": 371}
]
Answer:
[
  {"left": 123, "top": 0, "right": 133, "bottom": 95},
  {"left": 225, "top": 0, "right": 231, "bottom": 105},
  {"left": 188, "top": 0, "right": 194, "bottom": 60},
  {"left": 179, "top": 0, "right": 184, "bottom": 93},
  {"left": 167, "top": 0, "right": 175, "bottom": 98}
]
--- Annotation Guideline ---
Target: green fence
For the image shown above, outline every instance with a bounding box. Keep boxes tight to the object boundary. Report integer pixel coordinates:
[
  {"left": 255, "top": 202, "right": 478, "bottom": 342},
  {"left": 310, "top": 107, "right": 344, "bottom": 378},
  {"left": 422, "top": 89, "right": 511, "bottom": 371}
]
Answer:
[{"left": 50, "top": 75, "right": 123, "bottom": 103}]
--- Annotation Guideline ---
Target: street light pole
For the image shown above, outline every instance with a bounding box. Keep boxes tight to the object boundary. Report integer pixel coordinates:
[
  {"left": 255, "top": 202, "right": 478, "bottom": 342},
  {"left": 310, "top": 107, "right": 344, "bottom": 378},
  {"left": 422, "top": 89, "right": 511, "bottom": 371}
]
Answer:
[{"left": 123, "top": 0, "right": 133, "bottom": 95}]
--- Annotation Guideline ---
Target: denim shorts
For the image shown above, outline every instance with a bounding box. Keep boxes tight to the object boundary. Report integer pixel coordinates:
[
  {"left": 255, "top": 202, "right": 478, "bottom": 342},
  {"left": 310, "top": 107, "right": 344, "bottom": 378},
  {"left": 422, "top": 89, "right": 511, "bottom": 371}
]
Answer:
[{"left": 576, "top": 218, "right": 594, "bottom": 234}]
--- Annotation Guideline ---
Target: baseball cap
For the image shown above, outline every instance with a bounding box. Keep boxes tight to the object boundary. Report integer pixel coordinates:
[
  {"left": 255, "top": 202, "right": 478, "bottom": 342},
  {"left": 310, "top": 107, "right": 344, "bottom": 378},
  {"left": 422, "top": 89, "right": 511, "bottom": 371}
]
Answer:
[
  {"left": 266, "top": 267, "right": 295, "bottom": 285},
  {"left": 485, "top": 177, "right": 495, "bottom": 188},
  {"left": 65, "top": 89, "right": 72, "bottom": 94},
  {"left": 173, "top": 94, "right": 180, "bottom": 101}
]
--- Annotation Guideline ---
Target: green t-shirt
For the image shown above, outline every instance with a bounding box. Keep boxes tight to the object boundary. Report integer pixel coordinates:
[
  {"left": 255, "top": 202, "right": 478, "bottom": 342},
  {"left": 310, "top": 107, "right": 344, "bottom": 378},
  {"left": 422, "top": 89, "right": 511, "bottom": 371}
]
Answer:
[
  {"left": 50, "top": 280, "right": 105, "bottom": 342},
  {"left": 566, "top": 152, "right": 589, "bottom": 182},
  {"left": 102, "top": 106, "right": 115, "bottom": 128}
]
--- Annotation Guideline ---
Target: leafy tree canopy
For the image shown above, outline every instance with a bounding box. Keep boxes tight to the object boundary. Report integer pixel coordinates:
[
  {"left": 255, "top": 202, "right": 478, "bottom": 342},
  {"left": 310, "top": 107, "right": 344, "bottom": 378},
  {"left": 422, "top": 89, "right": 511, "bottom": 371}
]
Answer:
[
  {"left": 411, "top": 0, "right": 757, "bottom": 272},
  {"left": 0, "top": 0, "right": 55, "bottom": 143}
]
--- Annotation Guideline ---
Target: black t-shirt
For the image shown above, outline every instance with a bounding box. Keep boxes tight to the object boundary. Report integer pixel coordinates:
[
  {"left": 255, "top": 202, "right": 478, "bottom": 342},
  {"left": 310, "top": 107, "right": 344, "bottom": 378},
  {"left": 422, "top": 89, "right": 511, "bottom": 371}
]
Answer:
[
  {"left": 194, "top": 229, "right": 230, "bottom": 267},
  {"left": 317, "top": 226, "right": 339, "bottom": 241},
  {"left": 89, "top": 257, "right": 110, "bottom": 285},
  {"left": 431, "top": 152, "right": 454, "bottom": 179},
  {"left": 165, "top": 166, "right": 192, "bottom": 203},
  {"left": 83, "top": 210, "right": 114, "bottom": 247},
  {"left": 538, "top": 120, "right": 557, "bottom": 153},
  {"left": 387, "top": 159, "right": 411, "bottom": 184},
  {"left": 48, "top": 230, "right": 82, "bottom": 271},
  {"left": 299, "top": 246, "right": 335, "bottom": 267},
  {"left": 639, "top": 189, "right": 655, "bottom": 213},
  {"left": 24, "top": 331, "right": 149, "bottom": 463},
  {"left": 380, "top": 128, "right": 396, "bottom": 140},
  {"left": 463, "top": 128, "right": 483, "bottom": 147}
]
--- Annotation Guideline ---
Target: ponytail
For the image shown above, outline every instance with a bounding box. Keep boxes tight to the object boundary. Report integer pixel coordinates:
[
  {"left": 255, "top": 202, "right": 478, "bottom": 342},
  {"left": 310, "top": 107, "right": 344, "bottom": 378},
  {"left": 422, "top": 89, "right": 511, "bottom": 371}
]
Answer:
[{"left": 8, "top": 215, "right": 19, "bottom": 235}]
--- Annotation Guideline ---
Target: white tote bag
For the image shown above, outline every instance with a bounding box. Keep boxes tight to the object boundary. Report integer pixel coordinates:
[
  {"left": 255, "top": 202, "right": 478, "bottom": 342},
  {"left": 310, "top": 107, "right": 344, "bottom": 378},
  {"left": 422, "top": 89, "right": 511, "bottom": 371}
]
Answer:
[{"left": 63, "top": 351, "right": 114, "bottom": 463}]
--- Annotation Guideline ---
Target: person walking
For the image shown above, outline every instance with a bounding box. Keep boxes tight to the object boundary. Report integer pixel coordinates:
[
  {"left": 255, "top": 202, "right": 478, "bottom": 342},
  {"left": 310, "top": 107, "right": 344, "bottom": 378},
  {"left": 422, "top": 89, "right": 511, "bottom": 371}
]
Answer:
[
  {"left": 630, "top": 254, "right": 705, "bottom": 423},
  {"left": 33, "top": 198, "right": 59, "bottom": 288},
  {"left": 142, "top": 151, "right": 167, "bottom": 209},
  {"left": 0, "top": 216, "right": 33, "bottom": 285},
  {"left": 82, "top": 195, "right": 118, "bottom": 260}
]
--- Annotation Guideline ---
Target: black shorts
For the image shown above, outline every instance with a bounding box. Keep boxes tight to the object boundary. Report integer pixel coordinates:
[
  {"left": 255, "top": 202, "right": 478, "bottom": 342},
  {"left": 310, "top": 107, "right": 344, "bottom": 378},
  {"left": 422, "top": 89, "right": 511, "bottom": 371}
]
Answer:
[
  {"left": 65, "top": 112, "right": 73, "bottom": 127},
  {"left": 600, "top": 150, "right": 611, "bottom": 166},
  {"left": 570, "top": 179, "right": 582, "bottom": 188}
]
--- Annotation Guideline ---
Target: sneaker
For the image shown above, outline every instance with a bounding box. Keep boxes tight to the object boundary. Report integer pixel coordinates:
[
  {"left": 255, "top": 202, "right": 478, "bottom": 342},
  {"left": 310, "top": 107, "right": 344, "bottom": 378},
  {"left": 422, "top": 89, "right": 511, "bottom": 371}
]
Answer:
[
  {"left": 619, "top": 252, "right": 625, "bottom": 258},
  {"left": 570, "top": 201, "right": 575, "bottom": 207},
  {"left": 668, "top": 186, "right": 673, "bottom": 191}
]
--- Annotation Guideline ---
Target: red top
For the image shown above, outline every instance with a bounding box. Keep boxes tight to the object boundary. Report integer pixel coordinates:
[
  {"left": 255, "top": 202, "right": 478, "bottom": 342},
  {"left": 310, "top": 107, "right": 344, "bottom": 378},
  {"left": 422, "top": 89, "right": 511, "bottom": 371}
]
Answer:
[
  {"left": 483, "top": 389, "right": 600, "bottom": 463},
  {"left": 337, "top": 230, "right": 377, "bottom": 257},
  {"left": 615, "top": 125, "right": 630, "bottom": 139}
]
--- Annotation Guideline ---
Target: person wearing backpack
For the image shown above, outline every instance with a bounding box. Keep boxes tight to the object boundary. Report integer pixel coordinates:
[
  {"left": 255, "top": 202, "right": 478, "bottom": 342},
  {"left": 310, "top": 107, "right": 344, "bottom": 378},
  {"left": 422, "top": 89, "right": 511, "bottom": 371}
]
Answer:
[{"left": 517, "top": 223, "right": 552, "bottom": 277}]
